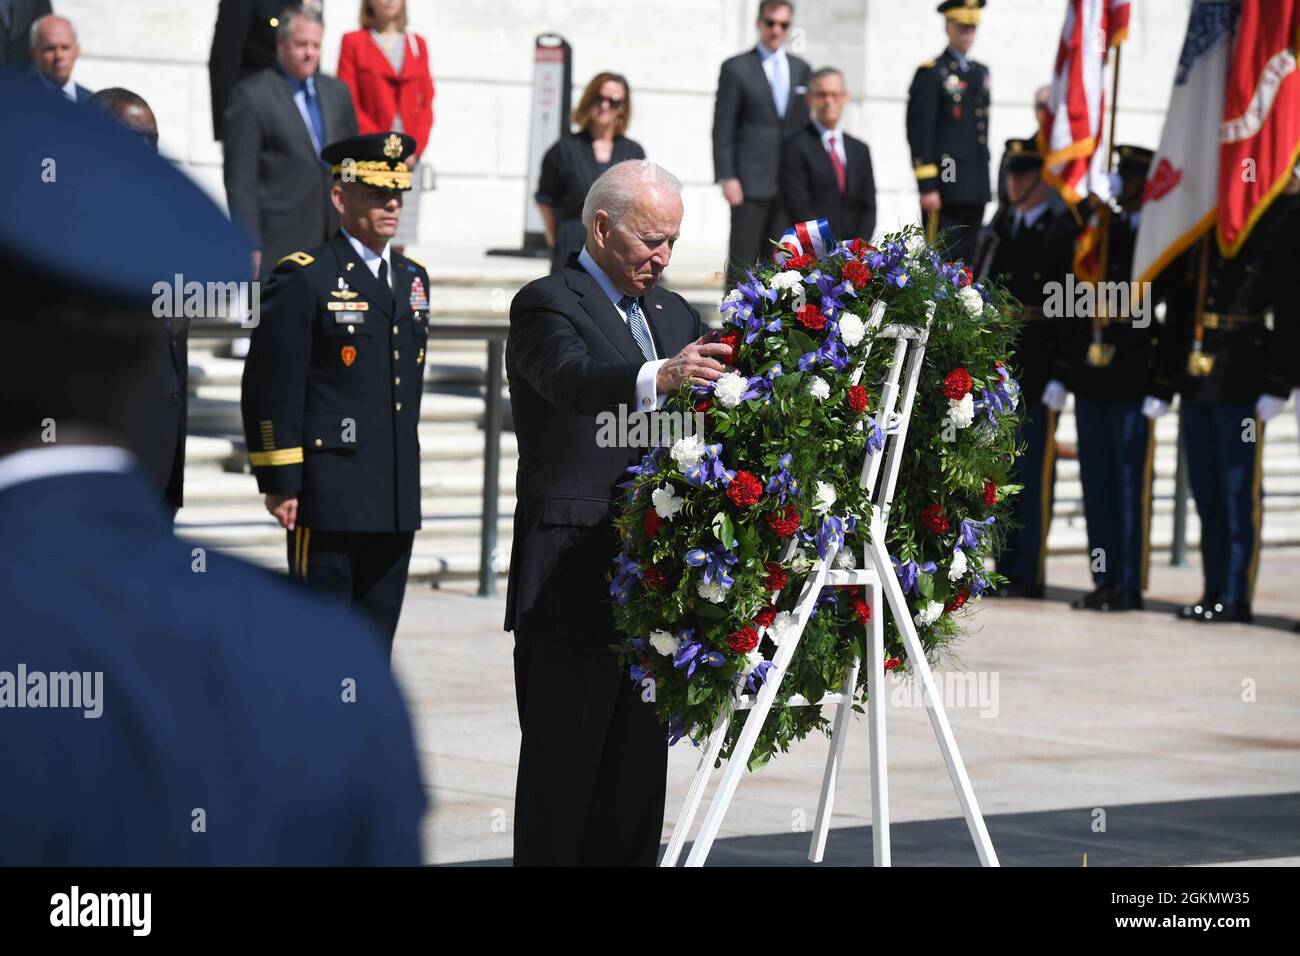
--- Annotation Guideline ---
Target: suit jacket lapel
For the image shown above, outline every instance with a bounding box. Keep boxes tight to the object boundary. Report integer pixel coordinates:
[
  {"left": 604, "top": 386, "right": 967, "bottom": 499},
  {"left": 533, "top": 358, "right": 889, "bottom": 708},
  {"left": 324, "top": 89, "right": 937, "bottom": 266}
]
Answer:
[
  {"left": 747, "top": 50, "right": 779, "bottom": 122},
  {"left": 643, "top": 285, "right": 693, "bottom": 358},
  {"left": 564, "top": 261, "right": 646, "bottom": 365}
]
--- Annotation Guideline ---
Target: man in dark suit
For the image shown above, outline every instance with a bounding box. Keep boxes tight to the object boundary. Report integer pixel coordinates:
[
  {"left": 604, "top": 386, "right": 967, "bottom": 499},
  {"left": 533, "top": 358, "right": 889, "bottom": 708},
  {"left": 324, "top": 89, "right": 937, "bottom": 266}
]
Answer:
[
  {"left": 209, "top": 0, "right": 317, "bottom": 141},
  {"left": 242, "top": 132, "right": 430, "bottom": 655},
  {"left": 713, "top": 0, "right": 812, "bottom": 286},
  {"left": 0, "top": 0, "right": 50, "bottom": 70},
  {"left": 28, "top": 14, "right": 91, "bottom": 103},
  {"left": 906, "top": 0, "right": 992, "bottom": 264},
  {"left": 779, "top": 67, "right": 876, "bottom": 245},
  {"left": 0, "top": 74, "right": 424, "bottom": 865},
  {"left": 506, "top": 160, "right": 729, "bottom": 865},
  {"left": 223, "top": 5, "right": 356, "bottom": 279}
]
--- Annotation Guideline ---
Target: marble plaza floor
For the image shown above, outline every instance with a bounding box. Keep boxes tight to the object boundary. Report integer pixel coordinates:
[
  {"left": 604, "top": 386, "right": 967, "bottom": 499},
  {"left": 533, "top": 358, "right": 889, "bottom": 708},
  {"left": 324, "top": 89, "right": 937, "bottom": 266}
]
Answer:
[{"left": 391, "top": 548, "right": 1300, "bottom": 867}]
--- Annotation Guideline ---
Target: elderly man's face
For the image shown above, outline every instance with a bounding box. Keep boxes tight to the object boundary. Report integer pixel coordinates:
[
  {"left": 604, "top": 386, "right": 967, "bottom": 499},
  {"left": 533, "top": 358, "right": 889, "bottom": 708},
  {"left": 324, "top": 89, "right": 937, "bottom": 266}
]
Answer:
[
  {"left": 332, "top": 182, "right": 404, "bottom": 249},
  {"left": 592, "top": 190, "right": 683, "bottom": 297},
  {"left": 34, "top": 18, "right": 79, "bottom": 86},
  {"left": 278, "top": 18, "right": 322, "bottom": 82}
]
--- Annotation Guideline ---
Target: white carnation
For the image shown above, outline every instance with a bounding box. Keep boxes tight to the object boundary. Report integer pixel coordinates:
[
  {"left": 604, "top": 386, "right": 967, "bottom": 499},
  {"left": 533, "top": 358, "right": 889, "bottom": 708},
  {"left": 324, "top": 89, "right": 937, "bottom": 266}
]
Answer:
[
  {"left": 948, "top": 548, "right": 968, "bottom": 582},
  {"left": 807, "top": 376, "right": 830, "bottom": 401},
  {"left": 697, "top": 579, "right": 727, "bottom": 604},
  {"left": 649, "top": 630, "right": 680, "bottom": 656},
  {"left": 740, "top": 649, "right": 765, "bottom": 676},
  {"left": 670, "top": 433, "right": 706, "bottom": 472},
  {"left": 835, "top": 548, "right": 857, "bottom": 570},
  {"left": 767, "top": 610, "right": 797, "bottom": 646},
  {"left": 813, "top": 480, "right": 837, "bottom": 514},
  {"left": 958, "top": 285, "right": 984, "bottom": 318},
  {"left": 768, "top": 270, "right": 803, "bottom": 292},
  {"left": 790, "top": 548, "right": 813, "bottom": 573},
  {"left": 839, "top": 313, "right": 866, "bottom": 347},
  {"left": 914, "top": 601, "right": 944, "bottom": 627},
  {"left": 945, "top": 393, "right": 975, "bottom": 429},
  {"left": 905, "top": 232, "right": 927, "bottom": 257},
  {"left": 713, "top": 370, "right": 749, "bottom": 408},
  {"left": 652, "top": 484, "right": 683, "bottom": 520}
]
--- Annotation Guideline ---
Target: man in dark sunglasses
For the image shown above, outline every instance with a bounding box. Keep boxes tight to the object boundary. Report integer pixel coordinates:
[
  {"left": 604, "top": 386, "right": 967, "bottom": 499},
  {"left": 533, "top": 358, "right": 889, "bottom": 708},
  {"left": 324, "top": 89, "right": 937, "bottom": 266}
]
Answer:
[{"left": 712, "top": 0, "right": 811, "bottom": 287}]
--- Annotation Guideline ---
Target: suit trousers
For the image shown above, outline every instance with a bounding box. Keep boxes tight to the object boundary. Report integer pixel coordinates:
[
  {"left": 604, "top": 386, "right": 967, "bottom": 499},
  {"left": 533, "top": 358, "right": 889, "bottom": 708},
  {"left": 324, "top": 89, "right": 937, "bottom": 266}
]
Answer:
[
  {"left": 286, "top": 528, "right": 414, "bottom": 655},
  {"left": 726, "top": 197, "right": 785, "bottom": 288},
  {"left": 1181, "top": 402, "right": 1265, "bottom": 605},
  {"left": 920, "top": 201, "right": 986, "bottom": 266},
  {"left": 1000, "top": 401, "right": 1058, "bottom": 589},
  {"left": 1075, "top": 399, "right": 1155, "bottom": 596},
  {"left": 512, "top": 629, "right": 667, "bottom": 866}
]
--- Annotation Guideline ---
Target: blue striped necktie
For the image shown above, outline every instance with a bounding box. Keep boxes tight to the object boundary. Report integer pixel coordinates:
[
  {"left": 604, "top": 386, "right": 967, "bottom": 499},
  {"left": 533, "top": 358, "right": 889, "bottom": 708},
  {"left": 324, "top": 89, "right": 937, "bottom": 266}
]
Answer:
[{"left": 620, "top": 295, "right": 656, "bottom": 361}]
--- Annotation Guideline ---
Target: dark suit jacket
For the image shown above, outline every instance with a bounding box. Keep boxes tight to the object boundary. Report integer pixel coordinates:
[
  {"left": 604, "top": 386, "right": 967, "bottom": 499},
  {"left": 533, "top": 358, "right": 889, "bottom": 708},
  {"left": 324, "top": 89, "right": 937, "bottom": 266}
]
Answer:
[
  {"left": 30, "top": 69, "right": 92, "bottom": 104},
  {"left": 0, "top": 0, "right": 51, "bottom": 70},
  {"left": 0, "top": 467, "right": 424, "bottom": 865},
  {"left": 712, "top": 47, "right": 812, "bottom": 200},
  {"left": 222, "top": 67, "right": 357, "bottom": 278},
  {"left": 505, "top": 254, "right": 708, "bottom": 642},
  {"left": 131, "top": 314, "right": 189, "bottom": 512},
  {"left": 209, "top": 0, "right": 297, "bottom": 140},
  {"left": 780, "top": 122, "right": 877, "bottom": 243}
]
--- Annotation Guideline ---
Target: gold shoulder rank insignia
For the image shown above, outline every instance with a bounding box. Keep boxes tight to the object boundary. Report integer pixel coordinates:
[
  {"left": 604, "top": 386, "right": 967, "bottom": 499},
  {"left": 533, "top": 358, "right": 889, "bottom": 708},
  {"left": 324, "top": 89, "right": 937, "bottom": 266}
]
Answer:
[
  {"left": 278, "top": 251, "right": 315, "bottom": 267},
  {"left": 920, "top": 59, "right": 936, "bottom": 69},
  {"left": 402, "top": 253, "right": 426, "bottom": 270}
]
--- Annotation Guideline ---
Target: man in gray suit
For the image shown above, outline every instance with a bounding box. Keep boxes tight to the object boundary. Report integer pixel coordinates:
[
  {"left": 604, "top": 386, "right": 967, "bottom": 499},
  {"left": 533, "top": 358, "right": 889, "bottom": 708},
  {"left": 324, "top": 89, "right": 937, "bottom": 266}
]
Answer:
[
  {"left": 223, "top": 6, "right": 357, "bottom": 279},
  {"left": 712, "top": 0, "right": 812, "bottom": 286},
  {"left": 0, "top": 0, "right": 50, "bottom": 70}
]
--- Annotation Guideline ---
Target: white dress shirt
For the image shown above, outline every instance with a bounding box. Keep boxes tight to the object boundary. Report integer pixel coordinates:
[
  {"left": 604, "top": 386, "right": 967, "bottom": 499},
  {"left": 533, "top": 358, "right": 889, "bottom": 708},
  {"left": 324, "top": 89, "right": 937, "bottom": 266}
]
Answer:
[
  {"left": 578, "top": 246, "right": 666, "bottom": 411},
  {"left": 811, "top": 118, "right": 847, "bottom": 167},
  {"left": 342, "top": 228, "right": 394, "bottom": 290},
  {"left": 0, "top": 445, "right": 134, "bottom": 496}
]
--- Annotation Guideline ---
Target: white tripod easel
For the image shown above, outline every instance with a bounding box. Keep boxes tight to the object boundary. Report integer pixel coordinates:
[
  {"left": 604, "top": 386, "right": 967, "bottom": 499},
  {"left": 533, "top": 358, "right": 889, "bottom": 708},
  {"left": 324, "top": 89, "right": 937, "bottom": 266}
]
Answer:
[{"left": 661, "top": 301, "right": 999, "bottom": 867}]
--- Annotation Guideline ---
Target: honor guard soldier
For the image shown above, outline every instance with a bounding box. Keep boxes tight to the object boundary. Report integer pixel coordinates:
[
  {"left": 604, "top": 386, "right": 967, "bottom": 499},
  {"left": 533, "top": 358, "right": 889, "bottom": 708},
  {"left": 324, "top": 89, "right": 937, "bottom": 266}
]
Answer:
[
  {"left": 1158, "top": 168, "right": 1300, "bottom": 624},
  {"left": 986, "top": 138, "right": 1090, "bottom": 597},
  {"left": 1068, "top": 146, "right": 1175, "bottom": 612},
  {"left": 241, "top": 131, "right": 431, "bottom": 654},
  {"left": 906, "top": 0, "right": 992, "bottom": 264}
]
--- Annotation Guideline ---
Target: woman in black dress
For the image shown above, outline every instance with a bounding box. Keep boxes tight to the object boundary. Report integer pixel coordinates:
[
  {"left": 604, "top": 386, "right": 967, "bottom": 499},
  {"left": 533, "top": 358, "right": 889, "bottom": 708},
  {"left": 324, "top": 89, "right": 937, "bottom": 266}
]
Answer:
[{"left": 535, "top": 72, "right": 645, "bottom": 273}]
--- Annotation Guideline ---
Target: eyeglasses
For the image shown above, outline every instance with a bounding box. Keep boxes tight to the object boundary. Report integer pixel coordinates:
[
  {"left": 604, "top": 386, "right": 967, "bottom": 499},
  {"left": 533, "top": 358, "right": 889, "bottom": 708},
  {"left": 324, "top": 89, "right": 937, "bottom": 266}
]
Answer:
[
  {"left": 763, "top": 18, "right": 791, "bottom": 29},
  {"left": 595, "top": 96, "right": 625, "bottom": 109}
]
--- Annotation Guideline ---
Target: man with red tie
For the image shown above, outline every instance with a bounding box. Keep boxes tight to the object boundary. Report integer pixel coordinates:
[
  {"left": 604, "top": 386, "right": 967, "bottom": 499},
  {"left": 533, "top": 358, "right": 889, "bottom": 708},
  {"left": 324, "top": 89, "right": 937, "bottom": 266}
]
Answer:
[{"left": 779, "top": 67, "right": 877, "bottom": 245}]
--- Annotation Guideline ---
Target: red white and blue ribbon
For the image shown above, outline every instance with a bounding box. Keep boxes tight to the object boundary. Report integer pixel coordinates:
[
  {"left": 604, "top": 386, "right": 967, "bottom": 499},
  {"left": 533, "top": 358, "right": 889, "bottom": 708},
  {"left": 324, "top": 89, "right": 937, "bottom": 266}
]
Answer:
[{"left": 775, "top": 218, "right": 835, "bottom": 263}]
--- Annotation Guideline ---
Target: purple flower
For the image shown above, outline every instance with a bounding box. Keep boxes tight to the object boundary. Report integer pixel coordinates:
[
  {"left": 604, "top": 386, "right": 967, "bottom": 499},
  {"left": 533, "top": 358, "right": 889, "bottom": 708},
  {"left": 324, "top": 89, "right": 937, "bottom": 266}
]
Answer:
[
  {"left": 797, "top": 326, "right": 851, "bottom": 374},
  {"left": 864, "top": 418, "right": 886, "bottom": 455},
  {"left": 804, "top": 268, "right": 857, "bottom": 320},
  {"left": 618, "top": 448, "right": 664, "bottom": 494},
  {"left": 685, "top": 543, "right": 739, "bottom": 588},
  {"left": 959, "top": 516, "right": 996, "bottom": 550},
  {"left": 764, "top": 452, "right": 801, "bottom": 504},
  {"left": 609, "top": 553, "right": 643, "bottom": 605},
  {"left": 667, "top": 717, "right": 686, "bottom": 746},
  {"left": 892, "top": 555, "right": 937, "bottom": 596},
  {"left": 683, "top": 443, "right": 736, "bottom": 489},
  {"left": 629, "top": 660, "right": 653, "bottom": 683},
  {"left": 741, "top": 363, "right": 783, "bottom": 403},
  {"left": 971, "top": 573, "right": 990, "bottom": 597},
  {"left": 745, "top": 659, "right": 776, "bottom": 693},
  {"left": 815, "top": 514, "right": 844, "bottom": 560}
]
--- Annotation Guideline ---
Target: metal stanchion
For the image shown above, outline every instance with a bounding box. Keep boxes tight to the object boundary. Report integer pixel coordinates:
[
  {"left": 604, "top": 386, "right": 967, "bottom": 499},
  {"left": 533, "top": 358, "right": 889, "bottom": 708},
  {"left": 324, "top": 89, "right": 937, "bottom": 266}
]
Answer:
[{"left": 479, "top": 337, "right": 505, "bottom": 596}]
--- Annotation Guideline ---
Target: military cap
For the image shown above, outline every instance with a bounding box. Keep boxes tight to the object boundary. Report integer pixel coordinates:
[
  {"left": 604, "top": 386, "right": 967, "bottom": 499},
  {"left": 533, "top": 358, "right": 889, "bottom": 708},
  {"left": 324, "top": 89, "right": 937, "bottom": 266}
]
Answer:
[
  {"left": 321, "top": 132, "right": 417, "bottom": 191},
  {"left": 0, "top": 73, "right": 250, "bottom": 305},
  {"left": 1004, "top": 137, "right": 1043, "bottom": 174},
  {"left": 1115, "top": 144, "right": 1155, "bottom": 180},
  {"left": 938, "top": 0, "right": 985, "bottom": 25}
]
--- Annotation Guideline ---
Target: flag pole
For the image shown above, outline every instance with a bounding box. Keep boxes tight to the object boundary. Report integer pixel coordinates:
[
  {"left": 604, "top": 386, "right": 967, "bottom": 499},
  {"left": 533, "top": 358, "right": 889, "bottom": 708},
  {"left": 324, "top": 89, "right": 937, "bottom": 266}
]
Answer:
[{"left": 1095, "top": 43, "right": 1122, "bottom": 333}]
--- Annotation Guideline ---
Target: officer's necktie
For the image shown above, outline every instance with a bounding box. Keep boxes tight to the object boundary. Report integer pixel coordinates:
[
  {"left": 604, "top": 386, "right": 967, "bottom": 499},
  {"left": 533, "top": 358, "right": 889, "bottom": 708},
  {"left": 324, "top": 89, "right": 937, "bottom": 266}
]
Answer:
[
  {"left": 827, "top": 134, "right": 846, "bottom": 193},
  {"left": 377, "top": 259, "right": 396, "bottom": 314},
  {"left": 620, "top": 296, "right": 656, "bottom": 362},
  {"left": 300, "top": 79, "right": 325, "bottom": 154}
]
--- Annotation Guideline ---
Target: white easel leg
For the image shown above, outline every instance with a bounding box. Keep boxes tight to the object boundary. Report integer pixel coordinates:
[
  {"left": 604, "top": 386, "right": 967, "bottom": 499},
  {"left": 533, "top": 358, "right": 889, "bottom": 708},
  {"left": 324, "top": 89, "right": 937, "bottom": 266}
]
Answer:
[
  {"left": 661, "top": 704, "right": 731, "bottom": 867},
  {"left": 870, "top": 539, "right": 999, "bottom": 867},
  {"left": 866, "top": 574, "right": 891, "bottom": 866},
  {"left": 807, "top": 657, "right": 860, "bottom": 863}
]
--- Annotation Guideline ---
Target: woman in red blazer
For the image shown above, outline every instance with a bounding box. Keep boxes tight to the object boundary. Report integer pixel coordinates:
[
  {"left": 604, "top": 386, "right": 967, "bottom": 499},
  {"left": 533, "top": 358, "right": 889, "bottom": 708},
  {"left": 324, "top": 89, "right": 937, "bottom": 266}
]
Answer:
[{"left": 338, "top": 0, "right": 434, "bottom": 248}]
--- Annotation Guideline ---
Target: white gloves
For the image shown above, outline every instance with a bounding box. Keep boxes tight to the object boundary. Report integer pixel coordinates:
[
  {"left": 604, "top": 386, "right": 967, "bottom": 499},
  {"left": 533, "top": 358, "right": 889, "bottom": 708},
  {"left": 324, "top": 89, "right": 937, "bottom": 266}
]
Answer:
[
  {"left": 1041, "top": 379, "right": 1068, "bottom": 411},
  {"left": 1141, "top": 396, "right": 1170, "bottom": 419},
  {"left": 1255, "top": 393, "right": 1288, "bottom": 423}
]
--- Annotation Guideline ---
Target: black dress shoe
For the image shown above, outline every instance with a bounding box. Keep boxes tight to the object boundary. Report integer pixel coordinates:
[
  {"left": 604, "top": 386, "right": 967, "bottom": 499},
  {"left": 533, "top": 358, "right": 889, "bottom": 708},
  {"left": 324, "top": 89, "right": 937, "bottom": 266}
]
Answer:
[
  {"left": 1071, "top": 586, "right": 1112, "bottom": 610},
  {"left": 1100, "top": 590, "right": 1143, "bottom": 612},
  {"left": 1202, "top": 601, "right": 1252, "bottom": 624},
  {"left": 1178, "top": 596, "right": 1218, "bottom": 620}
]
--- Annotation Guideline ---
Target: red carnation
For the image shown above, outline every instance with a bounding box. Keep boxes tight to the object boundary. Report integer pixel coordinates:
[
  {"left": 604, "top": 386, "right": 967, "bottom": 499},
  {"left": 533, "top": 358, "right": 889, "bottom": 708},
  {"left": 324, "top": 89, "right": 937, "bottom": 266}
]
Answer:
[
  {"left": 695, "top": 399, "right": 713, "bottom": 413},
  {"left": 847, "top": 384, "right": 869, "bottom": 413},
  {"left": 643, "top": 509, "right": 661, "bottom": 538},
  {"left": 785, "top": 253, "right": 813, "bottom": 271},
  {"left": 766, "top": 503, "right": 801, "bottom": 538},
  {"left": 921, "top": 503, "right": 949, "bottom": 534},
  {"left": 726, "top": 470, "right": 764, "bottom": 508},
  {"left": 959, "top": 265, "right": 974, "bottom": 288},
  {"left": 849, "top": 238, "right": 875, "bottom": 258},
  {"left": 843, "top": 260, "right": 872, "bottom": 288},
  {"left": 945, "top": 588, "right": 969, "bottom": 613},
  {"left": 943, "top": 368, "right": 973, "bottom": 401},
  {"left": 727, "top": 626, "right": 760, "bottom": 654},
  {"left": 854, "top": 599, "right": 872, "bottom": 623},
  {"left": 642, "top": 566, "right": 666, "bottom": 590},
  {"left": 764, "top": 562, "right": 788, "bottom": 591},
  {"left": 796, "top": 303, "right": 827, "bottom": 331},
  {"left": 753, "top": 606, "right": 777, "bottom": 628},
  {"left": 884, "top": 657, "right": 902, "bottom": 671},
  {"left": 982, "top": 480, "right": 998, "bottom": 506},
  {"left": 718, "top": 329, "right": 742, "bottom": 363}
]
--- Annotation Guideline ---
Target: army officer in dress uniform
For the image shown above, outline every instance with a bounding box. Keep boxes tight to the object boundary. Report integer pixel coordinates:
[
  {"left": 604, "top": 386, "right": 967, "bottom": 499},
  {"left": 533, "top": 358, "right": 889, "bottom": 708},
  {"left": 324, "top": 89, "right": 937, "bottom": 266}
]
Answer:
[
  {"left": 241, "top": 131, "right": 431, "bottom": 654},
  {"left": 1156, "top": 169, "right": 1300, "bottom": 625},
  {"left": 906, "top": 0, "right": 992, "bottom": 265},
  {"left": 986, "top": 138, "right": 1091, "bottom": 598},
  {"left": 1067, "top": 146, "right": 1178, "bottom": 612}
]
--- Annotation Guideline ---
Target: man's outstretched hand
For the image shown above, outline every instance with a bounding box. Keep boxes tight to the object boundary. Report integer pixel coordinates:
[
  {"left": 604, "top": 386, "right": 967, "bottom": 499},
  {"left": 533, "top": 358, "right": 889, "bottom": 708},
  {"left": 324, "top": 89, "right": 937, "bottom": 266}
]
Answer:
[{"left": 656, "top": 334, "right": 732, "bottom": 393}]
